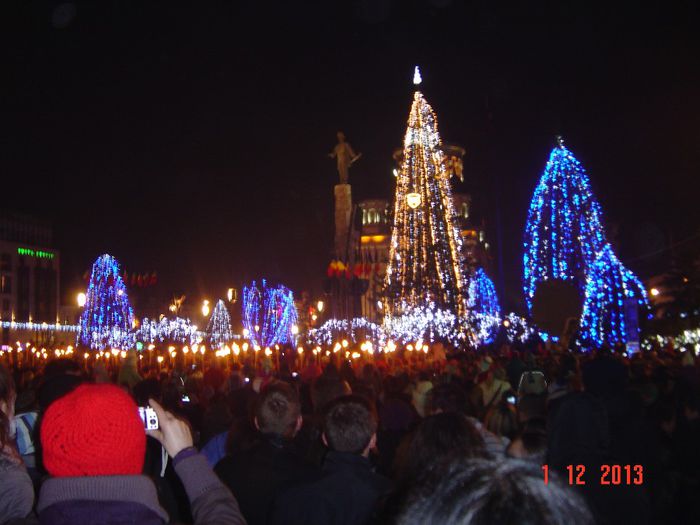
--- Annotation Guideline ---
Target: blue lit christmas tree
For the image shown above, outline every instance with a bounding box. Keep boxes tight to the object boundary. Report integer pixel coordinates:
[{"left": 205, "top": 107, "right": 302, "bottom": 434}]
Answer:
[
  {"left": 206, "top": 300, "right": 233, "bottom": 349},
  {"left": 242, "top": 280, "right": 298, "bottom": 348},
  {"left": 580, "top": 244, "right": 647, "bottom": 347},
  {"left": 523, "top": 138, "right": 607, "bottom": 312},
  {"left": 77, "top": 254, "right": 134, "bottom": 350},
  {"left": 467, "top": 268, "right": 501, "bottom": 343}
]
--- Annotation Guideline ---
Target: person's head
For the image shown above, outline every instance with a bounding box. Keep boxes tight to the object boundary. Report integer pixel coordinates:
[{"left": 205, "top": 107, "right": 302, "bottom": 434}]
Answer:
[
  {"left": 323, "top": 395, "right": 377, "bottom": 456},
  {"left": 507, "top": 418, "right": 548, "bottom": 462},
  {"left": 683, "top": 389, "right": 700, "bottom": 421},
  {"left": 38, "top": 358, "right": 85, "bottom": 412},
  {"left": 425, "top": 382, "right": 468, "bottom": 416},
  {"left": 43, "top": 358, "right": 82, "bottom": 380},
  {"left": 0, "top": 364, "right": 17, "bottom": 454},
  {"left": 485, "top": 394, "right": 518, "bottom": 440},
  {"left": 254, "top": 381, "right": 302, "bottom": 440},
  {"left": 311, "top": 374, "right": 351, "bottom": 413},
  {"left": 516, "top": 394, "right": 547, "bottom": 424},
  {"left": 40, "top": 383, "right": 146, "bottom": 477},
  {"left": 397, "top": 458, "right": 593, "bottom": 525},
  {"left": 133, "top": 378, "right": 162, "bottom": 407},
  {"left": 394, "top": 412, "right": 486, "bottom": 483}
]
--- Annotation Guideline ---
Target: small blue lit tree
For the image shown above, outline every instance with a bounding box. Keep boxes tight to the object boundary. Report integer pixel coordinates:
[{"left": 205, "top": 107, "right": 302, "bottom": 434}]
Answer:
[
  {"left": 580, "top": 244, "right": 647, "bottom": 347},
  {"left": 242, "top": 280, "right": 298, "bottom": 348},
  {"left": 207, "top": 300, "right": 233, "bottom": 349},
  {"left": 467, "top": 268, "right": 501, "bottom": 343},
  {"left": 523, "top": 139, "right": 607, "bottom": 312},
  {"left": 77, "top": 254, "right": 134, "bottom": 350}
]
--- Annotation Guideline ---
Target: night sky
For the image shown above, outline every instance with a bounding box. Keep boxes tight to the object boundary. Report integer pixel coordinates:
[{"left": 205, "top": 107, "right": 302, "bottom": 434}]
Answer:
[{"left": 3, "top": 1, "right": 699, "bottom": 311}]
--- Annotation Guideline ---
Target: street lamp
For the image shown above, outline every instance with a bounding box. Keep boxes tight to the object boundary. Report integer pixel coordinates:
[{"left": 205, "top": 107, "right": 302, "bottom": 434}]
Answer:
[
  {"left": 317, "top": 300, "right": 324, "bottom": 313},
  {"left": 77, "top": 292, "right": 87, "bottom": 308},
  {"left": 201, "top": 300, "right": 210, "bottom": 317}
]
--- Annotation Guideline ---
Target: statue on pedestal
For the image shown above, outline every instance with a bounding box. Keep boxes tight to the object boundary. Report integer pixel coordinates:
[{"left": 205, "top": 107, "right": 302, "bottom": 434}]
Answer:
[{"left": 329, "top": 131, "right": 361, "bottom": 184}]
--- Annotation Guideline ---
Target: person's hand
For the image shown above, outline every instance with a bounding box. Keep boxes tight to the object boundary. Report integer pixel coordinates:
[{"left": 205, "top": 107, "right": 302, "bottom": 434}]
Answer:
[{"left": 146, "top": 398, "right": 193, "bottom": 458}]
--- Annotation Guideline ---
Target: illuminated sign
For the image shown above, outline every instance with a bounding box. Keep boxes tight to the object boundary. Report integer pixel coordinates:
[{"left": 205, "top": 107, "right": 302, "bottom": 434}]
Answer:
[
  {"left": 406, "top": 193, "right": 422, "bottom": 209},
  {"left": 17, "top": 248, "right": 55, "bottom": 260},
  {"left": 361, "top": 235, "right": 387, "bottom": 244}
]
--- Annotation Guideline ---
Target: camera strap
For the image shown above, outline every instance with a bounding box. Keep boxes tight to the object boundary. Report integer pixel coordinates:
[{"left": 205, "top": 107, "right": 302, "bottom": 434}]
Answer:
[{"left": 160, "top": 445, "right": 168, "bottom": 477}]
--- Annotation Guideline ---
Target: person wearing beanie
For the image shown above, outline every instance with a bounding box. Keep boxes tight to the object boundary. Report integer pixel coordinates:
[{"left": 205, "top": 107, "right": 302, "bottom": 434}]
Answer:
[{"left": 36, "top": 383, "right": 246, "bottom": 525}]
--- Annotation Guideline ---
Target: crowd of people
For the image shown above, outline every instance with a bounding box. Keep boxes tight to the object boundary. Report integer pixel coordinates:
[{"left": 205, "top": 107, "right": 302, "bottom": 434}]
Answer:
[{"left": 0, "top": 339, "right": 698, "bottom": 524}]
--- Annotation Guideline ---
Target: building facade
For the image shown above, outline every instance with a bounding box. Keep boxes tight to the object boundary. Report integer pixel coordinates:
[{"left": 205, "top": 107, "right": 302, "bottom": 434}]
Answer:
[{"left": 0, "top": 212, "right": 60, "bottom": 325}]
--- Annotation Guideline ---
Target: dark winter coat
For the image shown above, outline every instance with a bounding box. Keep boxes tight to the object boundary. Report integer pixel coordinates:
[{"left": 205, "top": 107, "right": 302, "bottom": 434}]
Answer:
[
  {"left": 215, "top": 434, "right": 318, "bottom": 525},
  {"left": 270, "top": 451, "right": 391, "bottom": 525}
]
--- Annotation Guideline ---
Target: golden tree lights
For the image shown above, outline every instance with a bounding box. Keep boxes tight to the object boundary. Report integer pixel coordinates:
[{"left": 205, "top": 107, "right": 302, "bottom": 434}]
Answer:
[{"left": 383, "top": 70, "right": 470, "bottom": 343}]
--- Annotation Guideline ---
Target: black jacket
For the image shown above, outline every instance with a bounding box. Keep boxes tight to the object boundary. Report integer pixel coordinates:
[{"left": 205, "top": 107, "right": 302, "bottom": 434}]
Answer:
[
  {"left": 270, "top": 451, "right": 391, "bottom": 525},
  {"left": 215, "top": 434, "right": 317, "bottom": 525}
]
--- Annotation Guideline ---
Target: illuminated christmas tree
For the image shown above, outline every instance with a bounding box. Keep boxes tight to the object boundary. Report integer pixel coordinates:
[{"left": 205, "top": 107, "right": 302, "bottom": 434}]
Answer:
[
  {"left": 242, "top": 280, "right": 298, "bottom": 348},
  {"left": 523, "top": 138, "right": 607, "bottom": 312},
  {"left": 206, "top": 300, "right": 233, "bottom": 349},
  {"left": 383, "top": 68, "right": 469, "bottom": 343},
  {"left": 467, "top": 268, "right": 501, "bottom": 343},
  {"left": 77, "top": 254, "right": 134, "bottom": 350},
  {"left": 580, "top": 244, "right": 647, "bottom": 347}
]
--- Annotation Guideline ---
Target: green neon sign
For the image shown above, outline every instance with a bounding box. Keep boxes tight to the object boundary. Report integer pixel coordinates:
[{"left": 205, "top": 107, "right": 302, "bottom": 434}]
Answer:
[{"left": 17, "top": 248, "right": 55, "bottom": 260}]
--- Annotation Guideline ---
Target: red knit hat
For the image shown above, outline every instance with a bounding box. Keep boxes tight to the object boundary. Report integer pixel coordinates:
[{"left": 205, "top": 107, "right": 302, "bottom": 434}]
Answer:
[{"left": 41, "top": 383, "right": 146, "bottom": 477}]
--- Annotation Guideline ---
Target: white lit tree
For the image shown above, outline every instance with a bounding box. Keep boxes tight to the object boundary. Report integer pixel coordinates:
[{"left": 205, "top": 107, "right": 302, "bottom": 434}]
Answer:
[
  {"left": 383, "top": 68, "right": 471, "bottom": 344},
  {"left": 206, "top": 300, "right": 233, "bottom": 349}
]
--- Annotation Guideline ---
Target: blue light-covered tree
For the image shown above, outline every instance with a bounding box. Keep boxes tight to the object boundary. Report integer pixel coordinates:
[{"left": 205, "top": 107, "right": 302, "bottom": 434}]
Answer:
[
  {"left": 580, "top": 244, "right": 647, "bottom": 347},
  {"left": 523, "top": 139, "right": 607, "bottom": 312},
  {"left": 207, "top": 300, "right": 233, "bottom": 349},
  {"left": 77, "top": 254, "right": 134, "bottom": 350},
  {"left": 467, "top": 268, "right": 501, "bottom": 343},
  {"left": 242, "top": 280, "right": 298, "bottom": 348}
]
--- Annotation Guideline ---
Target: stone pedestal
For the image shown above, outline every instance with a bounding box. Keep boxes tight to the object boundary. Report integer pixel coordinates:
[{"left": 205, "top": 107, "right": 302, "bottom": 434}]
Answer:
[{"left": 334, "top": 184, "right": 352, "bottom": 260}]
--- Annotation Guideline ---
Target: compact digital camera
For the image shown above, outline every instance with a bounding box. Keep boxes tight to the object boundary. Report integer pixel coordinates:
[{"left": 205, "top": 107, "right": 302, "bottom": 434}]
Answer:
[{"left": 138, "top": 406, "right": 159, "bottom": 430}]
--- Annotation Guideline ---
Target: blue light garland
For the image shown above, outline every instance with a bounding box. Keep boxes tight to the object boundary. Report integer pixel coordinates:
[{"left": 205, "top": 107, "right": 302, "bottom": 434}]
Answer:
[
  {"left": 242, "top": 280, "right": 298, "bottom": 348},
  {"left": 467, "top": 268, "right": 501, "bottom": 343},
  {"left": 523, "top": 141, "right": 607, "bottom": 312},
  {"left": 77, "top": 254, "right": 134, "bottom": 350},
  {"left": 580, "top": 244, "right": 647, "bottom": 347}
]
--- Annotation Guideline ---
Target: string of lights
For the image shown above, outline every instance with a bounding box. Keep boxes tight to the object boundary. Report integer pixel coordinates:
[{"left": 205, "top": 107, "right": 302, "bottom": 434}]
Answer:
[
  {"left": 77, "top": 254, "right": 134, "bottom": 350},
  {"left": 242, "top": 280, "right": 298, "bottom": 348},
  {"left": 503, "top": 313, "right": 536, "bottom": 344},
  {"left": 579, "top": 244, "right": 647, "bottom": 347},
  {"left": 0, "top": 321, "right": 79, "bottom": 332},
  {"left": 128, "top": 317, "right": 201, "bottom": 347},
  {"left": 383, "top": 302, "right": 476, "bottom": 346},
  {"left": 308, "top": 318, "right": 386, "bottom": 348}
]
